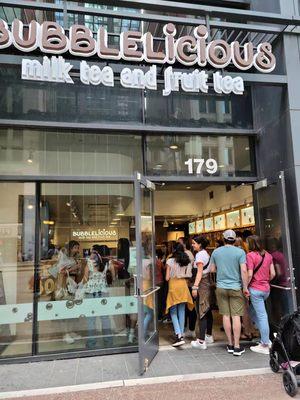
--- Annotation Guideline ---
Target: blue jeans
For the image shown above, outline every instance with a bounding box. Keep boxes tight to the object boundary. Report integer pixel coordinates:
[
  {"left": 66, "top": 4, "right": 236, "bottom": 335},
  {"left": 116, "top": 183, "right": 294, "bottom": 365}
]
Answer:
[
  {"left": 170, "top": 303, "right": 186, "bottom": 336},
  {"left": 249, "top": 288, "right": 270, "bottom": 345},
  {"left": 86, "top": 292, "right": 112, "bottom": 348}
]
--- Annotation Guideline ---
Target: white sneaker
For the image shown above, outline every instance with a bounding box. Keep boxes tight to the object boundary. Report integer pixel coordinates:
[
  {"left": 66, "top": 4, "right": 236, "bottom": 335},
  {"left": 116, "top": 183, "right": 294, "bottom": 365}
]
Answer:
[
  {"left": 63, "top": 333, "right": 75, "bottom": 344},
  {"left": 128, "top": 333, "right": 136, "bottom": 344},
  {"left": 70, "top": 332, "right": 82, "bottom": 340},
  {"left": 191, "top": 339, "right": 207, "bottom": 350},
  {"left": 205, "top": 334, "right": 214, "bottom": 344},
  {"left": 250, "top": 344, "right": 270, "bottom": 355},
  {"left": 184, "top": 329, "right": 196, "bottom": 339}
]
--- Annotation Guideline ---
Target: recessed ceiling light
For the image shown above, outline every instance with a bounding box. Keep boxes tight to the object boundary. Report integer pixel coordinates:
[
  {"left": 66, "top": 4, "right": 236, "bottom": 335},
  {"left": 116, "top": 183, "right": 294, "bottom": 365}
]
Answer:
[
  {"left": 219, "top": 165, "right": 225, "bottom": 168},
  {"left": 27, "top": 204, "right": 34, "bottom": 210},
  {"left": 113, "top": 217, "right": 121, "bottom": 221},
  {"left": 245, "top": 147, "right": 250, "bottom": 151},
  {"left": 170, "top": 145, "right": 178, "bottom": 150},
  {"left": 186, "top": 186, "right": 191, "bottom": 190}
]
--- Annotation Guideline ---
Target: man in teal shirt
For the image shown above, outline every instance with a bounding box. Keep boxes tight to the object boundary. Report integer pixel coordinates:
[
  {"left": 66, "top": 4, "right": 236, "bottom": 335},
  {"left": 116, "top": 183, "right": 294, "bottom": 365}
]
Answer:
[{"left": 210, "top": 229, "right": 249, "bottom": 356}]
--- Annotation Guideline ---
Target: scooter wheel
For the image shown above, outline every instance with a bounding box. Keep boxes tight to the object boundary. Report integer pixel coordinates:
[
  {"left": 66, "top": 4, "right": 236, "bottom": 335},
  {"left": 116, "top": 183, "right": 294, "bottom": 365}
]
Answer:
[
  {"left": 283, "top": 370, "right": 298, "bottom": 397},
  {"left": 270, "top": 352, "right": 280, "bottom": 373}
]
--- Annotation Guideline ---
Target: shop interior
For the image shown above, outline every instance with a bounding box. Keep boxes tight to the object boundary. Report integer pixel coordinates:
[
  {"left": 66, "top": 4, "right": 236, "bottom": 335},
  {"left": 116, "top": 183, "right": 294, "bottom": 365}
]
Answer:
[{"left": 0, "top": 181, "right": 256, "bottom": 357}]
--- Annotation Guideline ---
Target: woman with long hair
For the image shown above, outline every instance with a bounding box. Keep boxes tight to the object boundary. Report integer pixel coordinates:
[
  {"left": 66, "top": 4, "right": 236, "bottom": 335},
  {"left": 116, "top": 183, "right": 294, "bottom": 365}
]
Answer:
[
  {"left": 191, "top": 235, "right": 214, "bottom": 350},
  {"left": 246, "top": 235, "right": 276, "bottom": 354},
  {"left": 165, "top": 243, "right": 194, "bottom": 347}
]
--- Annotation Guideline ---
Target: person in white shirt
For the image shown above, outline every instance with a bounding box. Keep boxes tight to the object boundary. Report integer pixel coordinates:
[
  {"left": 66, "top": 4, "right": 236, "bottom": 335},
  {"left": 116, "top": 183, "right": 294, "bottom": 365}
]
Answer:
[{"left": 190, "top": 235, "right": 214, "bottom": 350}]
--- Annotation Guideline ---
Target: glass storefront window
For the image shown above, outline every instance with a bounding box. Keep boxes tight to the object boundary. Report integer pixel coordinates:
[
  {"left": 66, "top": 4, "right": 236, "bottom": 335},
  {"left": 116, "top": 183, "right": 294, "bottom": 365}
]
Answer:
[
  {"left": 38, "top": 182, "right": 137, "bottom": 353},
  {"left": 145, "top": 135, "right": 255, "bottom": 177},
  {"left": 0, "top": 182, "right": 35, "bottom": 358},
  {"left": 0, "top": 129, "right": 142, "bottom": 177},
  {"left": 0, "top": 68, "right": 143, "bottom": 125},
  {"left": 145, "top": 87, "right": 253, "bottom": 129}
]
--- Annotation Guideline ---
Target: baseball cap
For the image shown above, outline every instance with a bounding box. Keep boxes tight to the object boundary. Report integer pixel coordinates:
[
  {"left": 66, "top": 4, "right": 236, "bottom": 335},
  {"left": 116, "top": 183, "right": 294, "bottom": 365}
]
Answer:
[{"left": 223, "top": 229, "right": 236, "bottom": 241}]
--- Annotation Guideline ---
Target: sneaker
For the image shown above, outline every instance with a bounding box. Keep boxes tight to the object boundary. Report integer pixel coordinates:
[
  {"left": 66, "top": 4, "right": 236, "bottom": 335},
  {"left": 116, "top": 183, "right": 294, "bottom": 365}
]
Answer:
[
  {"left": 191, "top": 339, "right": 207, "bottom": 350},
  {"left": 63, "top": 333, "right": 75, "bottom": 344},
  {"left": 227, "top": 345, "right": 234, "bottom": 353},
  {"left": 128, "top": 333, "right": 136, "bottom": 344},
  {"left": 250, "top": 344, "right": 270, "bottom": 355},
  {"left": 70, "top": 332, "right": 82, "bottom": 340},
  {"left": 233, "top": 346, "right": 245, "bottom": 356},
  {"left": 205, "top": 334, "right": 214, "bottom": 344},
  {"left": 172, "top": 337, "right": 185, "bottom": 347},
  {"left": 185, "top": 329, "right": 196, "bottom": 339}
]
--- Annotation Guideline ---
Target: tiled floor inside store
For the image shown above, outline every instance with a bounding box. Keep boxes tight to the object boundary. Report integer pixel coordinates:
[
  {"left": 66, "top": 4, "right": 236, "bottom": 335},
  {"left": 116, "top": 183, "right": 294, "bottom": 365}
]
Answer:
[{"left": 0, "top": 342, "right": 269, "bottom": 392}]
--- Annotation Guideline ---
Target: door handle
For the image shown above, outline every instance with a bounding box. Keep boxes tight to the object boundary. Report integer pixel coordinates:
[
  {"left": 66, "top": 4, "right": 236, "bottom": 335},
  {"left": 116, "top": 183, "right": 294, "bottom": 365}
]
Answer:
[
  {"left": 140, "top": 286, "right": 161, "bottom": 298},
  {"left": 270, "top": 284, "right": 291, "bottom": 291}
]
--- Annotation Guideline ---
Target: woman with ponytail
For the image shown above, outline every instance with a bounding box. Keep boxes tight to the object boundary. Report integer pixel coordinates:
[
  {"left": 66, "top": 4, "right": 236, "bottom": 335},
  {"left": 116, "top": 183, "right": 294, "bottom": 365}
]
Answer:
[{"left": 165, "top": 243, "right": 194, "bottom": 347}]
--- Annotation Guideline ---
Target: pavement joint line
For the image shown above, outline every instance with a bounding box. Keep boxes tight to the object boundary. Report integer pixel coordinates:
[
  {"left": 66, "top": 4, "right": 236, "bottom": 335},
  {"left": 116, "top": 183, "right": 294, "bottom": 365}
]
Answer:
[{"left": 0, "top": 368, "right": 272, "bottom": 399}]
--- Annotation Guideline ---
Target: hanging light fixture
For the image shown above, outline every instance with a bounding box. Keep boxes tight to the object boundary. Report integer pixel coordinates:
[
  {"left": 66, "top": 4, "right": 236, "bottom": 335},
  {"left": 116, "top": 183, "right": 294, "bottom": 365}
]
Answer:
[
  {"left": 163, "top": 218, "right": 169, "bottom": 228},
  {"left": 116, "top": 197, "right": 125, "bottom": 216}
]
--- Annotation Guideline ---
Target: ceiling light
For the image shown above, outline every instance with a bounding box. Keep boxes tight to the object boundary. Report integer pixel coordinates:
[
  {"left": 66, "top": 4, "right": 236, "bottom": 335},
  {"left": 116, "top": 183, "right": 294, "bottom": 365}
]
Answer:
[
  {"left": 113, "top": 217, "right": 121, "bottom": 221},
  {"left": 43, "top": 220, "right": 55, "bottom": 225},
  {"left": 163, "top": 218, "right": 169, "bottom": 228},
  {"left": 66, "top": 202, "right": 71, "bottom": 207},
  {"left": 219, "top": 164, "right": 225, "bottom": 168},
  {"left": 186, "top": 186, "right": 191, "bottom": 190},
  {"left": 245, "top": 147, "right": 250, "bottom": 151},
  {"left": 27, "top": 204, "right": 34, "bottom": 210},
  {"left": 116, "top": 198, "right": 125, "bottom": 216},
  {"left": 170, "top": 145, "right": 178, "bottom": 150}
]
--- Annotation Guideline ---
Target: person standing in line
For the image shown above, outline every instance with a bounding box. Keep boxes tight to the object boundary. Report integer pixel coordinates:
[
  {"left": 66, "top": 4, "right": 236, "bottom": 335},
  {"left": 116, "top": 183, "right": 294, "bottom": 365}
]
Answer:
[
  {"left": 235, "top": 237, "right": 255, "bottom": 340},
  {"left": 165, "top": 243, "right": 194, "bottom": 347},
  {"left": 190, "top": 236, "right": 214, "bottom": 350},
  {"left": 178, "top": 237, "right": 196, "bottom": 339},
  {"left": 210, "top": 230, "right": 249, "bottom": 356},
  {"left": 246, "top": 235, "right": 276, "bottom": 354}
]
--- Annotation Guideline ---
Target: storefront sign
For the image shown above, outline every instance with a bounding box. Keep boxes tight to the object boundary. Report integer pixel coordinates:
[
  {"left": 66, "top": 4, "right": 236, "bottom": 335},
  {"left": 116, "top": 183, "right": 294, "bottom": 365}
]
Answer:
[
  {"left": 184, "top": 158, "right": 218, "bottom": 174},
  {"left": 71, "top": 228, "right": 118, "bottom": 241},
  {"left": 0, "top": 19, "right": 276, "bottom": 96}
]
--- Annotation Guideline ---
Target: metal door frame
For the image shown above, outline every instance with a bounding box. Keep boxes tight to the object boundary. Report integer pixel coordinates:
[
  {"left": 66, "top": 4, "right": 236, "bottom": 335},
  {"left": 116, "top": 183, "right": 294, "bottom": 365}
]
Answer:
[
  {"left": 134, "top": 172, "right": 159, "bottom": 374},
  {"left": 254, "top": 171, "right": 297, "bottom": 312}
]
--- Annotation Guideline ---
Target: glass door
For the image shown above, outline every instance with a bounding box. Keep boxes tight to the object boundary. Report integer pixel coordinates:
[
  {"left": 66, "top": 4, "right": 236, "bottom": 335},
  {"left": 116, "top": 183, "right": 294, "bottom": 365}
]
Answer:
[
  {"left": 254, "top": 171, "right": 297, "bottom": 328},
  {"left": 134, "top": 172, "right": 159, "bottom": 374}
]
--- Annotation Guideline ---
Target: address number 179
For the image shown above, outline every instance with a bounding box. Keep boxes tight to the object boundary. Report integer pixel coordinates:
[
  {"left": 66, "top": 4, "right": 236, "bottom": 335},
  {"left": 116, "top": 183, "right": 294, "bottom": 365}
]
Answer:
[{"left": 184, "top": 158, "right": 218, "bottom": 175}]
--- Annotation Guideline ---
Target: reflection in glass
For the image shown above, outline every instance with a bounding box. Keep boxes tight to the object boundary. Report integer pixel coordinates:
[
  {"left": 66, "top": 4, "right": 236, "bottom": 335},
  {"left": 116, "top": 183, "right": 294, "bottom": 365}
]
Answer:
[
  {"left": 0, "top": 183, "right": 35, "bottom": 358},
  {"left": 38, "top": 183, "right": 137, "bottom": 353},
  {"left": 146, "top": 88, "right": 253, "bottom": 129},
  {"left": 256, "top": 184, "right": 294, "bottom": 325},
  {"left": 146, "top": 135, "right": 255, "bottom": 177},
  {"left": 140, "top": 187, "right": 156, "bottom": 341},
  {"left": 0, "top": 129, "right": 142, "bottom": 177}
]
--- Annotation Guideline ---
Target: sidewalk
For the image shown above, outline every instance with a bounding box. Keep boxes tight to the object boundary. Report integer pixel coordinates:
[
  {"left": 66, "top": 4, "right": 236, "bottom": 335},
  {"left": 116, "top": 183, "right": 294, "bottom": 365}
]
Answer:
[
  {"left": 0, "top": 343, "right": 269, "bottom": 394},
  {"left": 4, "top": 374, "right": 286, "bottom": 400}
]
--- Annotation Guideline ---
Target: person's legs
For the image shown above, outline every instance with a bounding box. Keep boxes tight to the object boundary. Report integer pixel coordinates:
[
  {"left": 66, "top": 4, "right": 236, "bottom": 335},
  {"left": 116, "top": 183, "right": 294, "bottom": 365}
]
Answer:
[
  {"left": 170, "top": 305, "right": 181, "bottom": 336},
  {"left": 250, "top": 289, "right": 270, "bottom": 345},
  {"left": 206, "top": 309, "right": 213, "bottom": 336},
  {"left": 199, "top": 313, "right": 208, "bottom": 341},
  {"left": 229, "top": 289, "right": 245, "bottom": 350},
  {"left": 178, "top": 303, "right": 186, "bottom": 336},
  {"left": 232, "top": 316, "right": 242, "bottom": 348},
  {"left": 223, "top": 315, "right": 233, "bottom": 346},
  {"left": 216, "top": 288, "right": 232, "bottom": 345}
]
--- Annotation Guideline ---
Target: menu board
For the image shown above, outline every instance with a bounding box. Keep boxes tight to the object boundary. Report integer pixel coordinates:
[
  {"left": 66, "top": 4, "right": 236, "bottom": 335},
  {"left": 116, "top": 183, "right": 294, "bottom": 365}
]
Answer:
[
  {"left": 204, "top": 217, "right": 214, "bottom": 232},
  {"left": 226, "top": 210, "right": 241, "bottom": 229},
  {"left": 189, "top": 222, "right": 196, "bottom": 235},
  {"left": 241, "top": 206, "right": 255, "bottom": 226},
  {"left": 196, "top": 220, "right": 204, "bottom": 233},
  {"left": 214, "top": 214, "right": 226, "bottom": 231}
]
